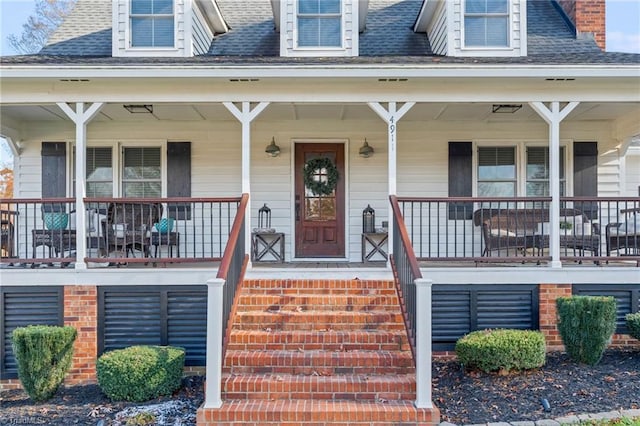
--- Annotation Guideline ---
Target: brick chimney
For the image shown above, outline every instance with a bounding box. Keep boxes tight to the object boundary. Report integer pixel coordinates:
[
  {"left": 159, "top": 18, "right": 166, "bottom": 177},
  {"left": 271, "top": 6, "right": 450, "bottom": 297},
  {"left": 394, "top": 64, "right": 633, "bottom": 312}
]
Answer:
[{"left": 557, "top": 0, "right": 606, "bottom": 50}]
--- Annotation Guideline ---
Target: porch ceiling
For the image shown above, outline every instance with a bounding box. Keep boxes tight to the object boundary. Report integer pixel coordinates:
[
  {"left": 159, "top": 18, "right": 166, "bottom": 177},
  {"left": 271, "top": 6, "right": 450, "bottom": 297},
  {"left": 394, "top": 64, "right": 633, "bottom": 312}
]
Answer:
[{"left": 0, "top": 101, "right": 638, "bottom": 125}]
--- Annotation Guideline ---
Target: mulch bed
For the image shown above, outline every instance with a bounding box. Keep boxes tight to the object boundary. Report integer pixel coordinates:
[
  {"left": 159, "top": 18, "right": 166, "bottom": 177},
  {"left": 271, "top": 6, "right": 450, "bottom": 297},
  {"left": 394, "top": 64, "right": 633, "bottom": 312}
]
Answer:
[
  {"left": 434, "top": 348, "right": 640, "bottom": 424},
  {"left": 0, "top": 349, "right": 638, "bottom": 425}
]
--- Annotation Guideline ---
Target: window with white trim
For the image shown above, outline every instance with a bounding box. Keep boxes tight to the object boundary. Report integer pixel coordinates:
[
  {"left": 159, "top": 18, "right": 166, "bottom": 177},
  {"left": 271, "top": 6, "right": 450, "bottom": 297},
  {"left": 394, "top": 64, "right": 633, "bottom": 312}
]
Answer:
[
  {"left": 464, "top": 0, "right": 509, "bottom": 47},
  {"left": 130, "top": 0, "right": 174, "bottom": 48},
  {"left": 297, "top": 0, "right": 342, "bottom": 47},
  {"left": 72, "top": 145, "right": 163, "bottom": 199},
  {"left": 476, "top": 144, "right": 566, "bottom": 197},
  {"left": 526, "top": 146, "right": 566, "bottom": 196},
  {"left": 72, "top": 147, "right": 114, "bottom": 197},
  {"left": 477, "top": 146, "right": 516, "bottom": 197},
  {"left": 122, "top": 147, "right": 162, "bottom": 198}
]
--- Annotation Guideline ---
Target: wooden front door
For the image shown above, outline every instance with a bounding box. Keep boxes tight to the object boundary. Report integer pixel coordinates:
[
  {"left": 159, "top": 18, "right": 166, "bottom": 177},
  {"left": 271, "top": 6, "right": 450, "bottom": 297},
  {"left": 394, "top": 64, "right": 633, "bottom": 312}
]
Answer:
[{"left": 295, "top": 143, "right": 345, "bottom": 258}]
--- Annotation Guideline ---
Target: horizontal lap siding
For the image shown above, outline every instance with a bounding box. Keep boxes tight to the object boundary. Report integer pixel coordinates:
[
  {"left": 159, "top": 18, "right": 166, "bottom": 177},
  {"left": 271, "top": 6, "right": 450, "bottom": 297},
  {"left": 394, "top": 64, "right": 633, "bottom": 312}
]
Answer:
[
  {"left": 433, "top": 284, "right": 539, "bottom": 350},
  {"left": 573, "top": 284, "right": 640, "bottom": 334},
  {"left": 99, "top": 286, "right": 207, "bottom": 366},
  {"left": 1, "top": 287, "right": 63, "bottom": 379}
]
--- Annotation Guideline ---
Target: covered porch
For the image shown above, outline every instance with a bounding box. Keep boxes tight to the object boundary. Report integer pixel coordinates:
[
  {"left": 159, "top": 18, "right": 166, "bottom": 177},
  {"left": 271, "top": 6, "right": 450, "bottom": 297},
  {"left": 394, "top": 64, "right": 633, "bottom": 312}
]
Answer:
[{"left": 1, "top": 67, "right": 639, "bottom": 272}]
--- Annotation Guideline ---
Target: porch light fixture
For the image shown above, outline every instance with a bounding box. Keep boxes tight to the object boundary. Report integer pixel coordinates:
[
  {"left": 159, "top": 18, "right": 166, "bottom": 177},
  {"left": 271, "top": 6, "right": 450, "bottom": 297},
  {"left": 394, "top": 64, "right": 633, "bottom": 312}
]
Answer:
[
  {"left": 359, "top": 139, "right": 374, "bottom": 158},
  {"left": 492, "top": 104, "right": 522, "bottom": 114},
  {"left": 123, "top": 104, "right": 153, "bottom": 114},
  {"left": 265, "top": 137, "right": 281, "bottom": 157}
]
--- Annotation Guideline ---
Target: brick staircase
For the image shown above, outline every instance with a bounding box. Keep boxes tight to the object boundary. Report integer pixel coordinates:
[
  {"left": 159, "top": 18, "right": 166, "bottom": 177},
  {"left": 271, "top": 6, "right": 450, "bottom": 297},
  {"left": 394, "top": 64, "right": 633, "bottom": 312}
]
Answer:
[{"left": 197, "top": 278, "right": 439, "bottom": 425}]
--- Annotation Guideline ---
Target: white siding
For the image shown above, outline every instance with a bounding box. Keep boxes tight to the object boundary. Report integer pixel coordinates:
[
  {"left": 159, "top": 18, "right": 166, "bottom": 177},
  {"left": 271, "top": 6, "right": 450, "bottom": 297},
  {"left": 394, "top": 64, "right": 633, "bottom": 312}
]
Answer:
[
  {"left": 280, "top": 0, "right": 358, "bottom": 57},
  {"left": 13, "top": 116, "right": 627, "bottom": 262},
  {"left": 192, "top": 3, "right": 214, "bottom": 55},
  {"left": 427, "top": 1, "right": 448, "bottom": 56},
  {"left": 624, "top": 149, "right": 640, "bottom": 196}
]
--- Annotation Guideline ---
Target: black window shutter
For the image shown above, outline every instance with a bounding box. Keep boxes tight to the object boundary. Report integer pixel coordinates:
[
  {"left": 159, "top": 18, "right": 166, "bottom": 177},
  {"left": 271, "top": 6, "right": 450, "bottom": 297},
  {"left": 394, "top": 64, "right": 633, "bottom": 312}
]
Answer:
[
  {"left": 448, "top": 142, "right": 473, "bottom": 220},
  {"left": 41, "top": 142, "right": 66, "bottom": 198},
  {"left": 573, "top": 142, "right": 598, "bottom": 219},
  {"left": 167, "top": 142, "right": 191, "bottom": 220}
]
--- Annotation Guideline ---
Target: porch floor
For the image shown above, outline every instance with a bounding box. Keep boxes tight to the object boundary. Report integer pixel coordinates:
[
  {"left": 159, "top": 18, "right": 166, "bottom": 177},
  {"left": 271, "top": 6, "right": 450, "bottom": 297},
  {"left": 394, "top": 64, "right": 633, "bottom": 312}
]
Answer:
[{"left": 1, "top": 258, "right": 638, "bottom": 271}]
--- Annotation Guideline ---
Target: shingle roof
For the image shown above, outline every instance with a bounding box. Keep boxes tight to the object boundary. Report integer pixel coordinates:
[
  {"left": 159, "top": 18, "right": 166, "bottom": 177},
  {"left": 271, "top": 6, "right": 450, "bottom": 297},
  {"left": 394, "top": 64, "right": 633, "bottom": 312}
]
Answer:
[
  {"left": 4, "top": 0, "right": 637, "bottom": 66},
  {"left": 39, "top": 0, "right": 111, "bottom": 56}
]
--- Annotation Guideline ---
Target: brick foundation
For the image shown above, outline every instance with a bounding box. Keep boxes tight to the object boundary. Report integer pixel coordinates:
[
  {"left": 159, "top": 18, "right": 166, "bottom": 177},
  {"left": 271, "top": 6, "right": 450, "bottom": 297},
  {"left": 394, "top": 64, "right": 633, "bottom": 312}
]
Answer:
[
  {"left": 64, "top": 285, "right": 98, "bottom": 386},
  {"left": 539, "top": 283, "right": 572, "bottom": 351},
  {"left": 2, "top": 282, "right": 638, "bottom": 391}
]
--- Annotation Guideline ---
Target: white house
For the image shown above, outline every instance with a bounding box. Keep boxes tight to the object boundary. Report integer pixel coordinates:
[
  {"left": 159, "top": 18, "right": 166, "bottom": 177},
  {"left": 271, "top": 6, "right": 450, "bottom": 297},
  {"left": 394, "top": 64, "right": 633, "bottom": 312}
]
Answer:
[{"left": 1, "top": 0, "right": 639, "bottom": 424}]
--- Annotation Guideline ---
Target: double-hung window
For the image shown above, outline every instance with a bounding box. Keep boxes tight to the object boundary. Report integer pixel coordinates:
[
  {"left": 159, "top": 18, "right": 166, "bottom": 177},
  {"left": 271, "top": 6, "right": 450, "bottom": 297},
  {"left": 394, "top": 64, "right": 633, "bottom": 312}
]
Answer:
[
  {"left": 297, "top": 0, "right": 342, "bottom": 48},
  {"left": 526, "top": 147, "right": 566, "bottom": 197},
  {"left": 464, "top": 0, "right": 509, "bottom": 47},
  {"left": 72, "top": 147, "right": 114, "bottom": 197},
  {"left": 477, "top": 147, "right": 516, "bottom": 197},
  {"left": 476, "top": 144, "right": 566, "bottom": 198},
  {"left": 122, "top": 147, "right": 162, "bottom": 198},
  {"left": 131, "top": 0, "right": 174, "bottom": 48}
]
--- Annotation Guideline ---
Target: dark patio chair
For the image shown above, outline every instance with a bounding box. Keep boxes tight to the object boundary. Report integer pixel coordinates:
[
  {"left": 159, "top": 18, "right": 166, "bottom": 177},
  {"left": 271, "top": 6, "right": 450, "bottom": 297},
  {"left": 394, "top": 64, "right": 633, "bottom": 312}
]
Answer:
[
  {"left": 103, "top": 202, "right": 163, "bottom": 258},
  {"left": 606, "top": 208, "right": 640, "bottom": 258}
]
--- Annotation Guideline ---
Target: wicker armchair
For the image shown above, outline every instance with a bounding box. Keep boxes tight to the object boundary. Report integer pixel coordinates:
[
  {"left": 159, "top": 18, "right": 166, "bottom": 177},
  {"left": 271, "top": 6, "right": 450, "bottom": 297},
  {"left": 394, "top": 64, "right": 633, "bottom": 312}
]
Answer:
[
  {"left": 102, "top": 202, "right": 163, "bottom": 258},
  {"left": 606, "top": 208, "right": 639, "bottom": 257}
]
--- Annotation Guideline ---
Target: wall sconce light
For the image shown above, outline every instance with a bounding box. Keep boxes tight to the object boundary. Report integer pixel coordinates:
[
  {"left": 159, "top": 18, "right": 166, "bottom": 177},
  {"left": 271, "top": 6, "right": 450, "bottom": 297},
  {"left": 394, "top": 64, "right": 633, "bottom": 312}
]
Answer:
[
  {"left": 359, "top": 139, "right": 374, "bottom": 158},
  {"left": 265, "top": 137, "right": 281, "bottom": 157},
  {"left": 123, "top": 104, "right": 154, "bottom": 114},
  {"left": 492, "top": 104, "right": 522, "bottom": 114}
]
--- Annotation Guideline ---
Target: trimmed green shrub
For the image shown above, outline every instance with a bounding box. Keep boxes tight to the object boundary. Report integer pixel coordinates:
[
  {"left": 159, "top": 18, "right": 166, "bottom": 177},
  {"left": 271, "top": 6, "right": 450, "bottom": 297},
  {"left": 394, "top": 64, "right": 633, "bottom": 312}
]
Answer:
[
  {"left": 455, "top": 329, "right": 546, "bottom": 373},
  {"left": 11, "top": 325, "right": 77, "bottom": 401},
  {"left": 97, "top": 345, "right": 185, "bottom": 402},
  {"left": 556, "top": 295, "right": 617, "bottom": 365},
  {"left": 626, "top": 312, "right": 640, "bottom": 341}
]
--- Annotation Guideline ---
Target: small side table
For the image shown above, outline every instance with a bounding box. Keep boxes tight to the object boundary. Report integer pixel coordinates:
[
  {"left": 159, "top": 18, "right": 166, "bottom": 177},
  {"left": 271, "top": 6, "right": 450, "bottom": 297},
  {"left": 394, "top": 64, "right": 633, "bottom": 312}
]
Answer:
[
  {"left": 151, "top": 231, "right": 180, "bottom": 258},
  {"left": 362, "top": 232, "right": 388, "bottom": 263},
  {"left": 32, "top": 229, "right": 77, "bottom": 258},
  {"left": 252, "top": 232, "right": 285, "bottom": 263}
]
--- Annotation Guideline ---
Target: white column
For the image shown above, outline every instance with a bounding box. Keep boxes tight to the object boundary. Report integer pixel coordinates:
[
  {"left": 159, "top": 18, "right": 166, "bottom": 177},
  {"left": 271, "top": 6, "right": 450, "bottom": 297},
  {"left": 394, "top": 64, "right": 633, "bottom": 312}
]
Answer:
[
  {"left": 223, "top": 102, "right": 270, "bottom": 262},
  {"left": 203, "top": 278, "right": 224, "bottom": 408},
  {"left": 57, "top": 102, "right": 104, "bottom": 270},
  {"left": 367, "top": 102, "right": 415, "bottom": 259},
  {"left": 530, "top": 101, "right": 579, "bottom": 268},
  {"left": 414, "top": 278, "right": 433, "bottom": 408}
]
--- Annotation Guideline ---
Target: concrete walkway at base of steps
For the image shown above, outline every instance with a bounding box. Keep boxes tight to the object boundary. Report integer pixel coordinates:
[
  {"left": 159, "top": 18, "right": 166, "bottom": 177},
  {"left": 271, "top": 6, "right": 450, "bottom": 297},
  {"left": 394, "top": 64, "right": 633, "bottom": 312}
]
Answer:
[{"left": 439, "top": 408, "right": 640, "bottom": 426}]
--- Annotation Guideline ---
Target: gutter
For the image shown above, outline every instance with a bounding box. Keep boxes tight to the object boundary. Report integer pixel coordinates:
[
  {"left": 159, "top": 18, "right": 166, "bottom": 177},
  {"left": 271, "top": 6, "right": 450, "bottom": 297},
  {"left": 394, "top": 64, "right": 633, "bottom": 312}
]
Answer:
[{"left": 1, "top": 64, "right": 639, "bottom": 79}]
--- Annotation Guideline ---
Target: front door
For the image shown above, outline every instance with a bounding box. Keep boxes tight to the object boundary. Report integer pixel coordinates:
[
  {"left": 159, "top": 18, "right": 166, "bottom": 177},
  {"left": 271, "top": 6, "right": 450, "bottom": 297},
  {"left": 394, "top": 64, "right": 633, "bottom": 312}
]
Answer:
[{"left": 295, "top": 143, "right": 345, "bottom": 258}]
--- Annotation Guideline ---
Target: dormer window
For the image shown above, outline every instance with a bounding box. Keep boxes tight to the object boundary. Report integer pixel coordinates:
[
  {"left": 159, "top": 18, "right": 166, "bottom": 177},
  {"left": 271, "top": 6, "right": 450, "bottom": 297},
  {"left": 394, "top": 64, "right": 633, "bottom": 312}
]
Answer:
[
  {"left": 131, "top": 0, "right": 175, "bottom": 48},
  {"left": 463, "top": 0, "right": 509, "bottom": 47},
  {"left": 297, "top": 0, "right": 342, "bottom": 48}
]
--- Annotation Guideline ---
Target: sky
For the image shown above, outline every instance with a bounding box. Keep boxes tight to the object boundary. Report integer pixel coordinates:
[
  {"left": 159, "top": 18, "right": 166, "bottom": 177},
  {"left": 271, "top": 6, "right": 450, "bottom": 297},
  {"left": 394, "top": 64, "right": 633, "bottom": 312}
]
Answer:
[{"left": 0, "top": 0, "right": 639, "bottom": 165}]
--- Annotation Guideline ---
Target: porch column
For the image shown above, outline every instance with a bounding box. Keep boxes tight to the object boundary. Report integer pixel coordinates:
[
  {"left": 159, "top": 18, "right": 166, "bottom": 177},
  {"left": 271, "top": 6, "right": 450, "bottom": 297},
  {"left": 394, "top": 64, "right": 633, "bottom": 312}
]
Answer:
[
  {"left": 530, "top": 101, "right": 579, "bottom": 268},
  {"left": 368, "top": 102, "right": 415, "bottom": 259},
  {"left": 203, "top": 277, "right": 224, "bottom": 408},
  {"left": 414, "top": 278, "right": 433, "bottom": 409},
  {"left": 57, "top": 102, "right": 104, "bottom": 270},
  {"left": 223, "top": 102, "right": 270, "bottom": 262}
]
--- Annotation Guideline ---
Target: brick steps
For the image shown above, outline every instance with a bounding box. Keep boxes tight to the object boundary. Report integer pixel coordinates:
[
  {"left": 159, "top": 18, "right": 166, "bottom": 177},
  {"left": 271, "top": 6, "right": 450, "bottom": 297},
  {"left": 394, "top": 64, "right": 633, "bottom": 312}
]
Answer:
[
  {"left": 197, "top": 400, "right": 437, "bottom": 425},
  {"left": 197, "top": 278, "right": 439, "bottom": 425},
  {"left": 226, "top": 329, "right": 410, "bottom": 351},
  {"left": 223, "top": 350, "right": 414, "bottom": 375},
  {"left": 234, "top": 310, "right": 405, "bottom": 331},
  {"left": 222, "top": 373, "right": 416, "bottom": 401},
  {"left": 236, "top": 294, "right": 400, "bottom": 311},
  {"left": 242, "top": 279, "right": 397, "bottom": 295}
]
